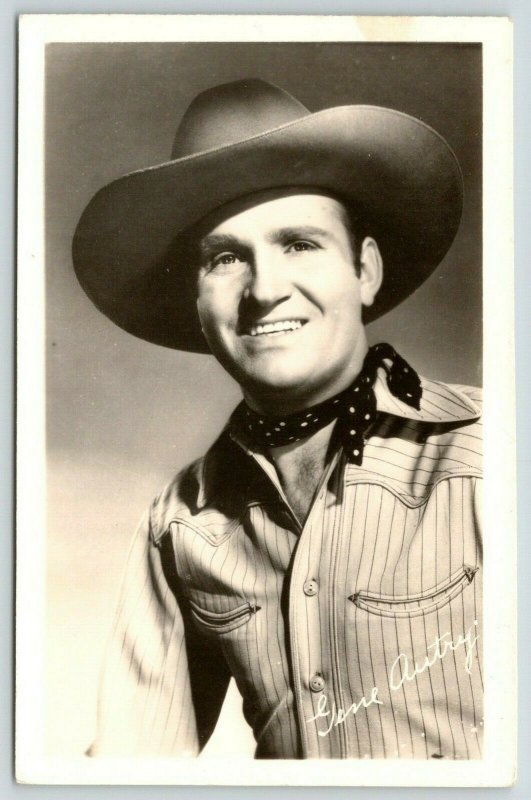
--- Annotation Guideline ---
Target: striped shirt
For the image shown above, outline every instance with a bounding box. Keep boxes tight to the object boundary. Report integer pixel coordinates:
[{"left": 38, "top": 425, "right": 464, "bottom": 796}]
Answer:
[{"left": 92, "top": 370, "right": 483, "bottom": 759}]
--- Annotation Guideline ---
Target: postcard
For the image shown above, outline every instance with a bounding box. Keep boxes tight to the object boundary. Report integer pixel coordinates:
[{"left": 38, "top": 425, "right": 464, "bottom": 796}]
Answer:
[{"left": 16, "top": 14, "right": 515, "bottom": 786}]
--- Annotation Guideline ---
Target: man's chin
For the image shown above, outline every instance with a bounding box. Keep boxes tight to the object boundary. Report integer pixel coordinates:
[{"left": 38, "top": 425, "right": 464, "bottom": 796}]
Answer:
[{"left": 239, "top": 369, "right": 323, "bottom": 404}]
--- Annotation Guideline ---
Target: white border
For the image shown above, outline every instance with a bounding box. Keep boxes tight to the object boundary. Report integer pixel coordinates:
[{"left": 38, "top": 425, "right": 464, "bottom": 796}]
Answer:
[{"left": 16, "top": 14, "right": 515, "bottom": 787}]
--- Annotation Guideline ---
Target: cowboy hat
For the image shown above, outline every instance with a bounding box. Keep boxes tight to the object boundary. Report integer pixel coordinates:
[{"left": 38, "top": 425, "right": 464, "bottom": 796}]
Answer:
[{"left": 72, "top": 78, "right": 464, "bottom": 353}]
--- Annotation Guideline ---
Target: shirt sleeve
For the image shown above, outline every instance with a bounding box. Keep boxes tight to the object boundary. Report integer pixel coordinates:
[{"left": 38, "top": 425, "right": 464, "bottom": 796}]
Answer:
[{"left": 89, "top": 508, "right": 231, "bottom": 757}]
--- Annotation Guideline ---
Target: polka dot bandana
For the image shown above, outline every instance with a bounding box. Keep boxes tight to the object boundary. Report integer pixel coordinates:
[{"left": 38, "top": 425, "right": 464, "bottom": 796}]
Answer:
[{"left": 230, "top": 343, "right": 422, "bottom": 465}]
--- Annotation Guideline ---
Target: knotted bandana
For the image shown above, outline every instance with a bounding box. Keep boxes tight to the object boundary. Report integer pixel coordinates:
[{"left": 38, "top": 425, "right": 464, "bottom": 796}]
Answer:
[{"left": 230, "top": 343, "right": 422, "bottom": 465}]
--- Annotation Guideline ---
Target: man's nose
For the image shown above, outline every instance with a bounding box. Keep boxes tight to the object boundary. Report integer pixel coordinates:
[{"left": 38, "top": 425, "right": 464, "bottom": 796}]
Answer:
[{"left": 244, "top": 251, "right": 291, "bottom": 308}]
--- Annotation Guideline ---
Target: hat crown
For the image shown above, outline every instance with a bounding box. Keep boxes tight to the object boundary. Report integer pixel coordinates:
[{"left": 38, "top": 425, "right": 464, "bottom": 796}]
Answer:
[{"left": 171, "top": 79, "right": 310, "bottom": 159}]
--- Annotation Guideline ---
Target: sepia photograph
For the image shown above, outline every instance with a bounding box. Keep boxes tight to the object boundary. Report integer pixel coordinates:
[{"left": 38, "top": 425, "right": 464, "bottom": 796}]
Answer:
[{"left": 16, "top": 15, "right": 515, "bottom": 787}]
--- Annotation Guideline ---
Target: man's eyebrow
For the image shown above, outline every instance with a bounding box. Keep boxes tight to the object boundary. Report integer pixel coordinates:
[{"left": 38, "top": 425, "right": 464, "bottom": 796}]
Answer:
[
  {"left": 267, "top": 225, "right": 333, "bottom": 243},
  {"left": 197, "top": 233, "right": 244, "bottom": 256}
]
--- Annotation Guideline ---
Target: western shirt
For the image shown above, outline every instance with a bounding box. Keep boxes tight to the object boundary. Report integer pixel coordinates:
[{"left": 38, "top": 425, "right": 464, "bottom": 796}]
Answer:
[{"left": 92, "top": 370, "right": 483, "bottom": 759}]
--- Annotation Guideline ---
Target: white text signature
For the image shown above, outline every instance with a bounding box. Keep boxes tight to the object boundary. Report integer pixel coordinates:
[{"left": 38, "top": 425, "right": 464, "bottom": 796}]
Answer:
[{"left": 307, "top": 621, "right": 479, "bottom": 737}]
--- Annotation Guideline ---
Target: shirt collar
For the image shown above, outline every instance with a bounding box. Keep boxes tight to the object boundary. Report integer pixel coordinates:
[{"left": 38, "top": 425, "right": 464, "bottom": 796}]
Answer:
[
  {"left": 195, "top": 429, "right": 279, "bottom": 512},
  {"left": 195, "top": 370, "right": 480, "bottom": 510},
  {"left": 373, "top": 367, "right": 480, "bottom": 424}
]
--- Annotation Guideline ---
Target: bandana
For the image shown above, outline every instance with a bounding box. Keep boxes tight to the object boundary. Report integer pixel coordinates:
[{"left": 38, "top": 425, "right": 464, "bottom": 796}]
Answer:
[{"left": 229, "top": 343, "right": 422, "bottom": 465}]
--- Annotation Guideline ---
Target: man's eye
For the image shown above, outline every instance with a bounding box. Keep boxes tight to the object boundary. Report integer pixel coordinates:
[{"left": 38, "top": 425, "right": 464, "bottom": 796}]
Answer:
[
  {"left": 287, "top": 240, "right": 316, "bottom": 254},
  {"left": 210, "top": 252, "right": 241, "bottom": 268}
]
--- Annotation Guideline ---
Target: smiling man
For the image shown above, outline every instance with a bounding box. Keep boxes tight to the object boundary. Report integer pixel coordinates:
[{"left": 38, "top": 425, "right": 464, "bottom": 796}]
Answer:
[{"left": 73, "top": 79, "right": 483, "bottom": 760}]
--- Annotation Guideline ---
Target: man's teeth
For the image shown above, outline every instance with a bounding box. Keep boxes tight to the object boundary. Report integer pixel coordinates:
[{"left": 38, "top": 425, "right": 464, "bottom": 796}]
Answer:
[{"left": 249, "top": 320, "right": 303, "bottom": 336}]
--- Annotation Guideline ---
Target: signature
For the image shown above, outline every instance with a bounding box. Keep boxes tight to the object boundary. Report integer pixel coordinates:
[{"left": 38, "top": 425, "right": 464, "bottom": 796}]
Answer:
[
  {"left": 307, "top": 621, "right": 479, "bottom": 736},
  {"left": 306, "top": 686, "right": 383, "bottom": 737},
  {"left": 389, "top": 620, "right": 479, "bottom": 691}
]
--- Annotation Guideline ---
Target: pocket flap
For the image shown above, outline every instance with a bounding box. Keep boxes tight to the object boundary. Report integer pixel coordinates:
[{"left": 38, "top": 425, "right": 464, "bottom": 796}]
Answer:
[
  {"left": 188, "top": 598, "right": 260, "bottom": 633},
  {"left": 349, "top": 564, "right": 479, "bottom": 618}
]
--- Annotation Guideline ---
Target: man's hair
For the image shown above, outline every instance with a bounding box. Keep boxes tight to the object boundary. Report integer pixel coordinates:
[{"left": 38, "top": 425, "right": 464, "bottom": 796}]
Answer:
[{"left": 334, "top": 198, "right": 368, "bottom": 277}]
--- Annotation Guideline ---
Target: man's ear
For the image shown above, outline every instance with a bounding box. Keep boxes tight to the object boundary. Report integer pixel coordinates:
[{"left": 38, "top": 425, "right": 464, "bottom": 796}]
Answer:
[{"left": 358, "top": 237, "right": 383, "bottom": 307}]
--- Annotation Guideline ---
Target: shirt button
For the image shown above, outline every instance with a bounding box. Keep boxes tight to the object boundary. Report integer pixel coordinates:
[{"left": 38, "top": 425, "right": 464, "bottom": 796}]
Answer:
[
  {"left": 303, "top": 580, "right": 318, "bottom": 597},
  {"left": 310, "top": 674, "right": 325, "bottom": 692}
]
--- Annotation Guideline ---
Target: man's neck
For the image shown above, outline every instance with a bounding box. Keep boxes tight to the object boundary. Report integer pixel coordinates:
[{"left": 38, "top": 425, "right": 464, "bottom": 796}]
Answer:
[
  {"left": 267, "top": 421, "right": 337, "bottom": 526},
  {"left": 239, "top": 335, "right": 370, "bottom": 522}
]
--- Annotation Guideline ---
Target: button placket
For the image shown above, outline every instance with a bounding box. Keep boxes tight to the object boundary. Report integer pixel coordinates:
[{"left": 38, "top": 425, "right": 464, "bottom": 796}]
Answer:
[
  {"left": 288, "top": 511, "right": 326, "bottom": 754},
  {"left": 287, "top": 456, "right": 342, "bottom": 756}
]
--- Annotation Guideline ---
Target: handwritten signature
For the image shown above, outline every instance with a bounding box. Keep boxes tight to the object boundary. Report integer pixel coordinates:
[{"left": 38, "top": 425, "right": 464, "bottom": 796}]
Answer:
[
  {"left": 307, "top": 620, "right": 479, "bottom": 737},
  {"left": 389, "top": 620, "right": 479, "bottom": 690},
  {"left": 307, "top": 686, "right": 383, "bottom": 737}
]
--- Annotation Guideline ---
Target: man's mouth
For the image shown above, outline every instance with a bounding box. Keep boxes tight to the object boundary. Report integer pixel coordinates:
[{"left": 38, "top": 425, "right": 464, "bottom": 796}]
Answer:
[{"left": 245, "top": 319, "right": 306, "bottom": 337}]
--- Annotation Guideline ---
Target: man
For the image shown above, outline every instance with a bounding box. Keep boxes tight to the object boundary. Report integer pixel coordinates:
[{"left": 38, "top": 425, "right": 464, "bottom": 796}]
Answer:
[{"left": 73, "top": 79, "right": 482, "bottom": 759}]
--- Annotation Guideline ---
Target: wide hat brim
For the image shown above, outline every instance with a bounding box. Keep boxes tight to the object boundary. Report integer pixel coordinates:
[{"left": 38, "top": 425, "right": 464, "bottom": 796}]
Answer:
[{"left": 72, "top": 104, "right": 463, "bottom": 353}]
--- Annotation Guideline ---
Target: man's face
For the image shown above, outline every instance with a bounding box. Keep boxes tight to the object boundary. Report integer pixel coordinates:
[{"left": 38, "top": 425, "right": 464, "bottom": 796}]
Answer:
[{"left": 195, "top": 190, "right": 381, "bottom": 407}]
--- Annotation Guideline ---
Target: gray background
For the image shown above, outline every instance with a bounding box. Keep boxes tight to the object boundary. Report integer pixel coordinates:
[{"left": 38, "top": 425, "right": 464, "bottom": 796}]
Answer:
[{"left": 8, "top": 1, "right": 531, "bottom": 798}]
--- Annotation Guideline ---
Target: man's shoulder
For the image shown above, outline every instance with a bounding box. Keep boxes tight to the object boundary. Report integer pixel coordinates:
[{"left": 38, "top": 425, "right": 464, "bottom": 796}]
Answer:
[
  {"left": 413, "top": 377, "right": 482, "bottom": 473},
  {"left": 368, "top": 376, "right": 482, "bottom": 499},
  {"left": 361, "top": 378, "right": 482, "bottom": 505},
  {"left": 147, "top": 432, "right": 242, "bottom": 545},
  {"left": 146, "top": 457, "right": 202, "bottom": 544}
]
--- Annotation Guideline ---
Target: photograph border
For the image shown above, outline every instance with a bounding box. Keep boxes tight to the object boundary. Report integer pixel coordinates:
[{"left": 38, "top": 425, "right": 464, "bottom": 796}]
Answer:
[{"left": 16, "top": 13, "right": 515, "bottom": 788}]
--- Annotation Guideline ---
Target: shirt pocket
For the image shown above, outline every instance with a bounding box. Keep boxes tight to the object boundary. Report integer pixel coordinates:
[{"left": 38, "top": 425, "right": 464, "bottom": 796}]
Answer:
[
  {"left": 188, "top": 597, "right": 261, "bottom": 635},
  {"left": 348, "top": 564, "right": 478, "bottom": 619}
]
